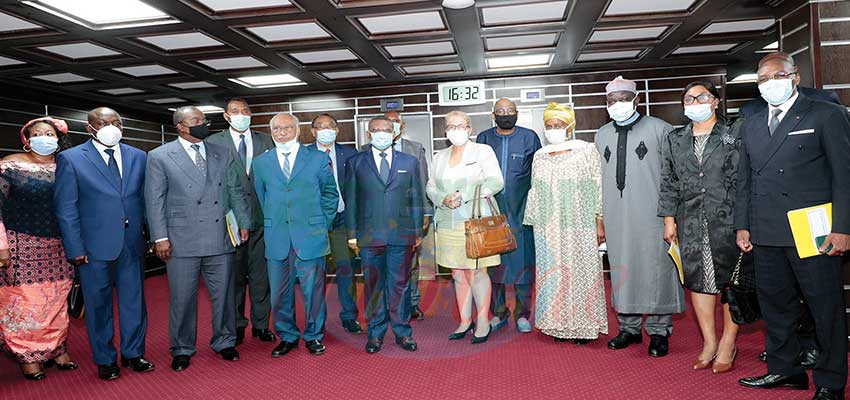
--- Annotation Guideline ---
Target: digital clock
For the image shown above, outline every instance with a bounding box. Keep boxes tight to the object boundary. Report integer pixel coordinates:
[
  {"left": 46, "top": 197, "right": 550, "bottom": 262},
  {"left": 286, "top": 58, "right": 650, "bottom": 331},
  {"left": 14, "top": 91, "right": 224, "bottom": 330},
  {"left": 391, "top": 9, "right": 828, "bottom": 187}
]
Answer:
[{"left": 437, "top": 80, "right": 487, "bottom": 106}]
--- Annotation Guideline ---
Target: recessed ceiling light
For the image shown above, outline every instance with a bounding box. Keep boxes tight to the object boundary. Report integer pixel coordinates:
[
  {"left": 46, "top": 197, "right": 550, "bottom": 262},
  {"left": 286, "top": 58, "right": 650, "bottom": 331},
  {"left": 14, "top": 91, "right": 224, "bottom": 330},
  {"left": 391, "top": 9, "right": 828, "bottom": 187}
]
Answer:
[
  {"left": 99, "top": 87, "right": 144, "bottom": 95},
  {"left": 442, "top": 0, "right": 474, "bottom": 9},
  {"left": 23, "top": 0, "right": 178, "bottom": 30},
  {"left": 288, "top": 49, "right": 358, "bottom": 64},
  {"left": 357, "top": 11, "right": 445, "bottom": 35},
  {"left": 245, "top": 22, "right": 331, "bottom": 43},
  {"left": 137, "top": 32, "right": 225, "bottom": 51},
  {"left": 321, "top": 69, "right": 378, "bottom": 80},
  {"left": 730, "top": 73, "right": 758, "bottom": 83},
  {"left": 402, "top": 62, "right": 462, "bottom": 75},
  {"left": 0, "top": 11, "right": 41, "bottom": 32},
  {"left": 38, "top": 42, "right": 121, "bottom": 59},
  {"left": 701, "top": 19, "right": 775, "bottom": 35},
  {"left": 605, "top": 0, "right": 698, "bottom": 16},
  {"left": 168, "top": 81, "right": 218, "bottom": 90},
  {"left": 230, "top": 73, "right": 306, "bottom": 88},
  {"left": 147, "top": 97, "right": 187, "bottom": 104},
  {"left": 485, "top": 33, "right": 559, "bottom": 51},
  {"left": 197, "top": 56, "right": 267, "bottom": 70},
  {"left": 113, "top": 64, "right": 178, "bottom": 77},
  {"left": 0, "top": 55, "right": 26, "bottom": 66},
  {"left": 32, "top": 72, "right": 93, "bottom": 83},
  {"left": 197, "top": 0, "right": 292, "bottom": 12},
  {"left": 196, "top": 105, "right": 225, "bottom": 113},
  {"left": 763, "top": 41, "right": 778, "bottom": 50},
  {"left": 577, "top": 49, "right": 643, "bottom": 62},
  {"left": 486, "top": 54, "right": 553, "bottom": 71},
  {"left": 481, "top": 1, "right": 568, "bottom": 26},
  {"left": 384, "top": 41, "right": 455, "bottom": 58},
  {"left": 672, "top": 43, "right": 737, "bottom": 55},
  {"left": 589, "top": 26, "right": 669, "bottom": 43}
]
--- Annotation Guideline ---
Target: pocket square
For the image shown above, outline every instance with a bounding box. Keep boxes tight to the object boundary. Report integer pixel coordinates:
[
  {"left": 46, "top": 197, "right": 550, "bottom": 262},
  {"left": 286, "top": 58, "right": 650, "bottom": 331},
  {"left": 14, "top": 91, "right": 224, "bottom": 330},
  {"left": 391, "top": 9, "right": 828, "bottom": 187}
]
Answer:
[
  {"left": 398, "top": 170, "right": 408, "bottom": 173},
  {"left": 788, "top": 129, "right": 814, "bottom": 135}
]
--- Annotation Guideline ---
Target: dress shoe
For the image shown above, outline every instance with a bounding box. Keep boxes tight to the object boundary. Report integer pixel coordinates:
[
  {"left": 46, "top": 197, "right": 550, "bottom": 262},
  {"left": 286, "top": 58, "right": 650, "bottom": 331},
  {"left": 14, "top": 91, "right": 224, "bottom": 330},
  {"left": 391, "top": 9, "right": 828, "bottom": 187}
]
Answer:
[
  {"left": 813, "top": 387, "right": 845, "bottom": 400},
  {"left": 216, "top": 347, "right": 240, "bottom": 361},
  {"left": 648, "top": 335, "right": 669, "bottom": 357},
  {"left": 692, "top": 354, "right": 716, "bottom": 370},
  {"left": 471, "top": 327, "right": 491, "bottom": 344},
  {"left": 236, "top": 327, "right": 245, "bottom": 345},
  {"left": 516, "top": 317, "right": 532, "bottom": 333},
  {"left": 608, "top": 331, "right": 642, "bottom": 350},
  {"left": 271, "top": 341, "right": 298, "bottom": 358},
  {"left": 43, "top": 359, "right": 79, "bottom": 370},
  {"left": 342, "top": 319, "right": 363, "bottom": 334},
  {"left": 738, "top": 373, "right": 809, "bottom": 390},
  {"left": 573, "top": 338, "right": 595, "bottom": 345},
  {"left": 395, "top": 336, "right": 418, "bottom": 352},
  {"left": 799, "top": 348, "right": 818, "bottom": 370},
  {"left": 490, "top": 311, "right": 509, "bottom": 332},
  {"left": 712, "top": 348, "right": 737, "bottom": 374},
  {"left": 305, "top": 339, "right": 326, "bottom": 355},
  {"left": 21, "top": 365, "right": 45, "bottom": 381},
  {"left": 97, "top": 363, "right": 120, "bottom": 380},
  {"left": 171, "top": 355, "right": 190, "bottom": 372},
  {"left": 759, "top": 350, "right": 768, "bottom": 362},
  {"left": 365, "top": 338, "right": 383, "bottom": 354},
  {"left": 120, "top": 357, "right": 155, "bottom": 373},
  {"left": 411, "top": 306, "right": 425, "bottom": 321},
  {"left": 448, "top": 323, "right": 474, "bottom": 340},
  {"left": 554, "top": 337, "right": 569, "bottom": 343},
  {"left": 252, "top": 328, "right": 276, "bottom": 342}
]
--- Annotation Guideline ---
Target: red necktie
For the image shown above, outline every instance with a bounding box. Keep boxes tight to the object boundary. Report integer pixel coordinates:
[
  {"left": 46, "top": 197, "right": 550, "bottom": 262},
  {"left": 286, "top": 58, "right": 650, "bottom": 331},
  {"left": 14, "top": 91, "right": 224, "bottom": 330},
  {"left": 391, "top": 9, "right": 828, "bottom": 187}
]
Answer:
[{"left": 326, "top": 148, "right": 333, "bottom": 169}]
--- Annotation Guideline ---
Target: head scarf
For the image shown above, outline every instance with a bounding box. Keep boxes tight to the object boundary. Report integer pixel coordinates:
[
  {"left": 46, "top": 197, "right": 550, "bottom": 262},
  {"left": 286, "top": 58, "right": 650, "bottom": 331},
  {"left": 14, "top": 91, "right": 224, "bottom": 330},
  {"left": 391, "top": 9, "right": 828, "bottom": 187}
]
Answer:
[
  {"left": 605, "top": 75, "right": 637, "bottom": 95},
  {"left": 20, "top": 116, "right": 68, "bottom": 147},
  {"left": 543, "top": 102, "right": 575, "bottom": 126}
]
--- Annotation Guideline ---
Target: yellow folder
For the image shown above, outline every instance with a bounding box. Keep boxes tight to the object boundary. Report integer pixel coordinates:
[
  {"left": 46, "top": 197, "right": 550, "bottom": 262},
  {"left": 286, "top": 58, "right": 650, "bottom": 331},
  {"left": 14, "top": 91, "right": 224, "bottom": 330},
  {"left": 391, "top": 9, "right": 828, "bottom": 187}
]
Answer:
[
  {"left": 787, "top": 203, "right": 832, "bottom": 259},
  {"left": 667, "top": 241, "right": 684, "bottom": 285},
  {"left": 225, "top": 209, "right": 242, "bottom": 247}
]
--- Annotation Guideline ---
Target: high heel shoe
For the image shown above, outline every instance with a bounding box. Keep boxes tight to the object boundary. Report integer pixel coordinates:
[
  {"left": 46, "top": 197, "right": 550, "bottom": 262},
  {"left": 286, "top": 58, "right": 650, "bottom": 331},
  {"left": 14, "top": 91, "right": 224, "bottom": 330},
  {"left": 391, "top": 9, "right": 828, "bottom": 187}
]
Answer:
[
  {"left": 471, "top": 326, "right": 491, "bottom": 344},
  {"left": 712, "top": 348, "right": 737, "bottom": 374},
  {"left": 448, "top": 323, "right": 475, "bottom": 340},
  {"left": 21, "top": 365, "right": 45, "bottom": 381},
  {"left": 43, "top": 359, "right": 79, "bottom": 370},
  {"left": 692, "top": 353, "right": 717, "bottom": 370}
]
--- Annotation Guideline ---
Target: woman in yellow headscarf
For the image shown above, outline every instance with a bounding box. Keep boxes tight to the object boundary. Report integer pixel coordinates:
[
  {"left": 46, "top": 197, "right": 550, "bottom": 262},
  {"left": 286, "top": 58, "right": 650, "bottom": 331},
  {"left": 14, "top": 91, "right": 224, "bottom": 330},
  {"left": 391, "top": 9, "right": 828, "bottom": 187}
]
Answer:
[{"left": 523, "top": 102, "right": 608, "bottom": 343}]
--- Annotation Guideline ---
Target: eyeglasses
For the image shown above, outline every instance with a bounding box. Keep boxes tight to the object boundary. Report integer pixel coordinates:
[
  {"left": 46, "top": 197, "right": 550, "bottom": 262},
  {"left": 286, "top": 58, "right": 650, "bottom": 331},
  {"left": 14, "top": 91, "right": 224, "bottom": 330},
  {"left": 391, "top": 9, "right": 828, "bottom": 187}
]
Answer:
[
  {"left": 313, "top": 124, "right": 337, "bottom": 130},
  {"left": 757, "top": 71, "right": 796, "bottom": 85},
  {"left": 271, "top": 125, "right": 296, "bottom": 133},
  {"left": 180, "top": 118, "right": 210, "bottom": 127},
  {"left": 494, "top": 108, "right": 517, "bottom": 116},
  {"left": 369, "top": 129, "right": 393, "bottom": 134},
  {"left": 94, "top": 120, "right": 122, "bottom": 128},
  {"left": 446, "top": 124, "right": 468, "bottom": 130},
  {"left": 683, "top": 93, "right": 715, "bottom": 105}
]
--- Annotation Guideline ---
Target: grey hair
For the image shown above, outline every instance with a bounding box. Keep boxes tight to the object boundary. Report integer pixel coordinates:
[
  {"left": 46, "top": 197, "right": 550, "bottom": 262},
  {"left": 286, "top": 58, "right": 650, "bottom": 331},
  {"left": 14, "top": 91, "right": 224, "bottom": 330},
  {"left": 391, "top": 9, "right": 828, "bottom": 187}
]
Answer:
[
  {"left": 368, "top": 115, "right": 393, "bottom": 130},
  {"left": 445, "top": 110, "right": 472, "bottom": 127},
  {"left": 173, "top": 106, "right": 200, "bottom": 126},
  {"left": 269, "top": 112, "right": 300, "bottom": 128},
  {"left": 759, "top": 52, "right": 796, "bottom": 70}
]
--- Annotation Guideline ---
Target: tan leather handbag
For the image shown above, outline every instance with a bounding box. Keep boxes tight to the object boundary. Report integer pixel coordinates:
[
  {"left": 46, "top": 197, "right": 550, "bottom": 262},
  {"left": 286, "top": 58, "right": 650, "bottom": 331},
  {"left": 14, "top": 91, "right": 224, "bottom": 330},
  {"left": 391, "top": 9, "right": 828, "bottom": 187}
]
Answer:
[{"left": 465, "top": 185, "right": 516, "bottom": 258}]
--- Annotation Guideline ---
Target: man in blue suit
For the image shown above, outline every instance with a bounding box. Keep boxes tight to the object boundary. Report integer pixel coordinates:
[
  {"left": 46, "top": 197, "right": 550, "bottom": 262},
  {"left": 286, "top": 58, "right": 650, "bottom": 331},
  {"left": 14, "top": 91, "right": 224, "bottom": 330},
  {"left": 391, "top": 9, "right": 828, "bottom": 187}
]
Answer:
[
  {"left": 253, "top": 113, "right": 339, "bottom": 357},
  {"left": 54, "top": 107, "right": 153, "bottom": 380},
  {"left": 310, "top": 113, "right": 362, "bottom": 334},
  {"left": 345, "top": 116, "right": 425, "bottom": 354}
]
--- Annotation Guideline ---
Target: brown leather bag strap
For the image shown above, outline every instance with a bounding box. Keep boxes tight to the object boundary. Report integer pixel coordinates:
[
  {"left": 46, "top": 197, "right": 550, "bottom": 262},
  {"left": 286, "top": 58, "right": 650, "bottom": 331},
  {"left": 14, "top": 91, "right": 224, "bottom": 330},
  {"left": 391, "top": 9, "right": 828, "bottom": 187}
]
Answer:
[
  {"left": 472, "top": 184, "right": 482, "bottom": 219},
  {"left": 484, "top": 195, "right": 499, "bottom": 216}
]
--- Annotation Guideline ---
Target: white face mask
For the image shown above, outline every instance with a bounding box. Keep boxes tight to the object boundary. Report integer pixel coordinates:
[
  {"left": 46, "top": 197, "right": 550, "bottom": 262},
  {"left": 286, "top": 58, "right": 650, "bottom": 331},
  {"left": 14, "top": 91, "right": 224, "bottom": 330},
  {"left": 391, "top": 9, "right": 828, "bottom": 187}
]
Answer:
[
  {"left": 545, "top": 129, "right": 568, "bottom": 144},
  {"left": 607, "top": 100, "right": 636, "bottom": 122},
  {"left": 759, "top": 78, "right": 795, "bottom": 106},
  {"left": 316, "top": 129, "right": 337, "bottom": 145},
  {"left": 684, "top": 104, "right": 714, "bottom": 123},
  {"left": 94, "top": 125, "right": 122, "bottom": 147},
  {"left": 228, "top": 114, "right": 251, "bottom": 132},
  {"left": 392, "top": 122, "right": 402, "bottom": 138},
  {"left": 446, "top": 129, "right": 469, "bottom": 146},
  {"left": 274, "top": 138, "right": 298, "bottom": 153}
]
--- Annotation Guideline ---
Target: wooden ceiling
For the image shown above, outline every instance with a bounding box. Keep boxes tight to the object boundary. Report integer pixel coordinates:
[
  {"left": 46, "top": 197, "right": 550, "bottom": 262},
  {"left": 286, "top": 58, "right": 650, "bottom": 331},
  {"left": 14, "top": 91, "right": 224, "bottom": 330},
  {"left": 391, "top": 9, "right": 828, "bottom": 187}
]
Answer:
[{"left": 0, "top": 0, "right": 802, "bottom": 116}]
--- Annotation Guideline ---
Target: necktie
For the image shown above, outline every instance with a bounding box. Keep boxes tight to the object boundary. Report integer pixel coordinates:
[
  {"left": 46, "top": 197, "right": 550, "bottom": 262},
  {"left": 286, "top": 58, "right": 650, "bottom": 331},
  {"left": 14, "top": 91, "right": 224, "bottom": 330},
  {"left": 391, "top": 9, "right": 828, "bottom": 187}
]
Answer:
[
  {"left": 325, "top": 148, "right": 333, "bottom": 170},
  {"left": 282, "top": 152, "right": 291, "bottom": 180},
  {"left": 104, "top": 148, "right": 121, "bottom": 186},
  {"left": 379, "top": 152, "right": 389, "bottom": 183},
  {"left": 238, "top": 134, "right": 247, "bottom": 165},
  {"left": 769, "top": 108, "right": 782, "bottom": 136},
  {"left": 191, "top": 144, "right": 206, "bottom": 176}
]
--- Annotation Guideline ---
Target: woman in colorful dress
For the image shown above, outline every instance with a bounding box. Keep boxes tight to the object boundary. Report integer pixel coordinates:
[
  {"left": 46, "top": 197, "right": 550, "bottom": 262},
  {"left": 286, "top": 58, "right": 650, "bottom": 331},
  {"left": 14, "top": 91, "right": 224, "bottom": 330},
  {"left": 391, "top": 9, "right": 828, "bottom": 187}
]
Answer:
[
  {"left": 0, "top": 116, "right": 77, "bottom": 380},
  {"left": 524, "top": 102, "right": 608, "bottom": 344}
]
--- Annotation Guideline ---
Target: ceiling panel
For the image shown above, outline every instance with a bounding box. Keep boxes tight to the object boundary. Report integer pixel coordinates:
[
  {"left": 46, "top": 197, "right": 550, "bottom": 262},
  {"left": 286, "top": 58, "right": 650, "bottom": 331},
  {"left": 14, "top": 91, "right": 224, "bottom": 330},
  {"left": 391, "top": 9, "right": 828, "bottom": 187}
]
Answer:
[
  {"left": 480, "top": 1, "right": 569, "bottom": 26},
  {"left": 577, "top": 49, "right": 643, "bottom": 62},
  {"left": 589, "top": 26, "right": 669, "bottom": 43},
  {"left": 195, "top": 0, "right": 292, "bottom": 12},
  {"left": 699, "top": 19, "right": 776, "bottom": 35},
  {"left": 136, "top": 32, "right": 226, "bottom": 50},
  {"left": 146, "top": 97, "right": 188, "bottom": 104},
  {"left": 484, "top": 33, "right": 559, "bottom": 51},
  {"left": 32, "top": 72, "right": 94, "bottom": 83},
  {"left": 244, "top": 21, "right": 332, "bottom": 42},
  {"left": 383, "top": 41, "right": 455, "bottom": 58},
  {"left": 287, "top": 49, "right": 359, "bottom": 64},
  {"left": 356, "top": 11, "right": 445, "bottom": 35},
  {"left": 0, "top": 56, "right": 27, "bottom": 66},
  {"left": 99, "top": 87, "right": 144, "bottom": 95},
  {"left": 0, "top": 11, "right": 41, "bottom": 32},
  {"left": 168, "top": 81, "right": 218, "bottom": 89},
  {"left": 113, "top": 64, "right": 179, "bottom": 77},
  {"left": 196, "top": 56, "right": 267, "bottom": 70},
  {"left": 402, "top": 62, "right": 462, "bottom": 75},
  {"left": 37, "top": 42, "right": 122, "bottom": 59},
  {"left": 321, "top": 69, "right": 378, "bottom": 80},
  {"left": 487, "top": 53, "right": 553, "bottom": 71},
  {"left": 672, "top": 43, "right": 738, "bottom": 55},
  {"left": 604, "top": 0, "right": 699, "bottom": 16},
  {"left": 25, "top": 0, "right": 178, "bottom": 29}
]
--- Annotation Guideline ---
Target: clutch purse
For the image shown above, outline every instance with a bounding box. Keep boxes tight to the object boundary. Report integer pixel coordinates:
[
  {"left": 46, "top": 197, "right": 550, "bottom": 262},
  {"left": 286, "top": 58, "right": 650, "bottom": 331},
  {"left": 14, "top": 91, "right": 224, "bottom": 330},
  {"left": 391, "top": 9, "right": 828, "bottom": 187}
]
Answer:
[
  {"left": 465, "top": 185, "right": 516, "bottom": 259},
  {"left": 67, "top": 274, "right": 85, "bottom": 319},
  {"left": 722, "top": 252, "right": 760, "bottom": 325}
]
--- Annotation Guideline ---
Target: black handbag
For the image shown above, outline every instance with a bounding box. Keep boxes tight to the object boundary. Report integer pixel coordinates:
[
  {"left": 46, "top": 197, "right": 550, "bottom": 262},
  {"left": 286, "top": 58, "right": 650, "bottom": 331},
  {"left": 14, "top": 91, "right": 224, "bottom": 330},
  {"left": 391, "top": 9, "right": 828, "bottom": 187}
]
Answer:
[
  {"left": 723, "top": 252, "right": 760, "bottom": 325},
  {"left": 67, "top": 275, "right": 84, "bottom": 320}
]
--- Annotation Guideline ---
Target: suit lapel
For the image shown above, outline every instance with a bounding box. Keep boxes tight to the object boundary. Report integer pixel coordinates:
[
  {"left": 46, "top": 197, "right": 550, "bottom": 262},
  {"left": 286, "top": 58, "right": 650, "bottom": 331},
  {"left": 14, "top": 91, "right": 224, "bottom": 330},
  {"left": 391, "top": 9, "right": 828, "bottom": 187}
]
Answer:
[
  {"left": 81, "top": 140, "right": 121, "bottom": 192},
  {"left": 385, "top": 150, "right": 400, "bottom": 185},
  {"left": 119, "top": 144, "right": 133, "bottom": 194},
  {"left": 755, "top": 96, "right": 811, "bottom": 172},
  {"left": 698, "top": 124, "right": 725, "bottom": 165},
  {"left": 267, "top": 150, "right": 287, "bottom": 183},
  {"left": 206, "top": 145, "right": 222, "bottom": 185},
  {"left": 167, "top": 141, "right": 205, "bottom": 185},
  {"left": 288, "top": 145, "right": 308, "bottom": 181},
  {"left": 365, "top": 146, "right": 384, "bottom": 184}
]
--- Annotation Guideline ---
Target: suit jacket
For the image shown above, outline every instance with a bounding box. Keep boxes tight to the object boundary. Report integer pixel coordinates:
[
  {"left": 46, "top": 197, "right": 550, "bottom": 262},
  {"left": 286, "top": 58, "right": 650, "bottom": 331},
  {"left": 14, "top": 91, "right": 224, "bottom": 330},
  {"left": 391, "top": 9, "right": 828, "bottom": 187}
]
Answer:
[
  {"left": 252, "top": 145, "right": 339, "bottom": 260},
  {"left": 206, "top": 129, "right": 274, "bottom": 230},
  {"left": 316, "top": 142, "right": 357, "bottom": 229},
  {"left": 144, "top": 139, "right": 250, "bottom": 258},
  {"left": 54, "top": 140, "right": 147, "bottom": 261},
  {"left": 740, "top": 86, "right": 842, "bottom": 118},
  {"left": 361, "top": 137, "right": 432, "bottom": 215},
  {"left": 427, "top": 142, "right": 504, "bottom": 227},
  {"left": 344, "top": 149, "right": 425, "bottom": 247},
  {"left": 734, "top": 93, "right": 850, "bottom": 246}
]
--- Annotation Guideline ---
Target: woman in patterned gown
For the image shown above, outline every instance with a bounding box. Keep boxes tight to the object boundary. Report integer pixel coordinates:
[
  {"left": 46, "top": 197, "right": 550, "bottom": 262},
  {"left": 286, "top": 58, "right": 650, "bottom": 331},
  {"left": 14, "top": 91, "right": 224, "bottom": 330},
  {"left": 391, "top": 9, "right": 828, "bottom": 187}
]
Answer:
[
  {"left": 0, "top": 117, "right": 77, "bottom": 380},
  {"left": 524, "top": 103, "right": 608, "bottom": 344},
  {"left": 658, "top": 81, "right": 742, "bottom": 374}
]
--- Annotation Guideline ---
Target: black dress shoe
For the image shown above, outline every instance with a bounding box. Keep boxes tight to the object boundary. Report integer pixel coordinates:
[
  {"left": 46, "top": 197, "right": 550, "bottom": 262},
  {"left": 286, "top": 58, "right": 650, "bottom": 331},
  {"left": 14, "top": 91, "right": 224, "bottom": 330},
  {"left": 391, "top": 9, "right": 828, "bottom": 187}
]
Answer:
[
  {"left": 759, "top": 350, "right": 768, "bottom": 362},
  {"left": 648, "top": 335, "right": 669, "bottom": 357},
  {"left": 607, "top": 331, "right": 642, "bottom": 350},
  {"left": 554, "top": 337, "right": 569, "bottom": 342},
  {"left": 98, "top": 363, "right": 120, "bottom": 380},
  {"left": 236, "top": 327, "right": 245, "bottom": 345},
  {"left": 738, "top": 373, "right": 809, "bottom": 390},
  {"left": 813, "top": 387, "right": 845, "bottom": 400},
  {"left": 216, "top": 347, "right": 240, "bottom": 361},
  {"left": 43, "top": 359, "right": 78, "bottom": 370},
  {"left": 365, "top": 338, "right": 383, "bottom": 354},
  {"left": 342, "top": 320, "right": 363, "bottom": 334},
  {"left": 305, "top": 339, "right": 326, "bottom": 355},
  {"left": 23, "top": 371, "right": 46, "bottom": 380},
  {"left": 411, "top": 307, "right": 425, "bottom": 321},
  {"left": 252, "top": 328, "right": 276, "bottom": 342},
  {"left": 574, "top": 338, "right": 595, "bottom": 345},
  {"left": 471, "top": 327, "right": 491, "bottom": 345},
  {"left": 171, "top": 355, "right": 190, "bottom": 372},
  {"left": 271, "top": 341, "right": 298, "bottom": 358},
  {"left": 448, "top": 323, "right": 474, "bottom": 340},
  {"left": 121, "top": 357, "right": 154, "bottom": 372},
  {"left": 799, "top": 348, "right": 818, "bottom": 370},
  {"left": 396, "top": 336, "right": 418, "bottom": 352}
]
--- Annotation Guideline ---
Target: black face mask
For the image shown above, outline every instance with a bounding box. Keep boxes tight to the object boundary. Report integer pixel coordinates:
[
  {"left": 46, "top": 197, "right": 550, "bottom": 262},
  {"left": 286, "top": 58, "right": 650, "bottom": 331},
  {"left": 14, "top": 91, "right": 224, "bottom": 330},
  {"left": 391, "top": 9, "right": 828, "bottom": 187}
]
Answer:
[
  {"left": 495, "top": 114, "right": 518, "bottom": 130},
  {"left": 189, "top": 124, "right": 211, "bottom": 140}
]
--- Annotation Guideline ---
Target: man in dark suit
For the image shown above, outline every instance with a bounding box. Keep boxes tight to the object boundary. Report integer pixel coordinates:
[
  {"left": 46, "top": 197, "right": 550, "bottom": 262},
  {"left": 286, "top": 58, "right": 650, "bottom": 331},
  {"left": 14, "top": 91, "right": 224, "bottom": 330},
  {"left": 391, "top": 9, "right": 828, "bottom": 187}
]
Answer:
[
  {"left": 145, "top": 106, "right": 251, "bottom": 372},
  {"left": 740, "top": 85, "right": 842, "bottom": 118},
  {"left": 736, "top": 53, "right": 850, "bottom": 400},
  {"left": 310, "top": 113, "right": 362, "bottom": 334},
  {"left": 54, "top": 107, "right": 154, "bottom": 380},
  {"left": 345, "top": 116, "right": 425, "bottom": 354},
  {"left": 206, "top": 98, "right": 275, "bottom": 345},
  {"left": 252, "top": 113, "right": 339, "bottom": 357}
]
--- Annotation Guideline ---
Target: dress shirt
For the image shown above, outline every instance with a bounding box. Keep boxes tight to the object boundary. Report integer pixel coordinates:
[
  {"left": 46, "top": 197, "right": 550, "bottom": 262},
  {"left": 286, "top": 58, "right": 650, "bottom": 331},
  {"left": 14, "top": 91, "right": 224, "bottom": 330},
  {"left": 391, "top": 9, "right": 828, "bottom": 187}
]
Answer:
[
  {"left": 92, "top": 139, "right": 123, "bottom": 177},
  {"left": 178, "top": 136, "right": 206, "bottom": 161},
  {"left": 767, "top": 91, "right": 799, "bottom": 125},
  {"left": 316, "top": 142, "right": 344, "bottom": 213},
  {"left": 230, "top": 127, "right": 253, "bottom": 174},
  {"left": 278, "top": 142, "right": 299, "bottom": 173},
  {"left": 371, "top": 146, "right": 393, "bottom": 171}
]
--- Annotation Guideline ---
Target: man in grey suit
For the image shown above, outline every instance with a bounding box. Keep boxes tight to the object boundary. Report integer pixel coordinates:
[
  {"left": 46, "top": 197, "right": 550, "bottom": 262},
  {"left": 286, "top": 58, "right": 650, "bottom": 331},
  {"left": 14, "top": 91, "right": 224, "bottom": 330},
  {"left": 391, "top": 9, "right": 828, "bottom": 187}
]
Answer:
[
  {"left": 145, "top": 106, "right": 251, "bottom": 372},
  {"left": 361, "top": 111, "right": 432, "bottom": 320},
  {"left": 206, "top": 98, "right": 276, "bottom": 345}
]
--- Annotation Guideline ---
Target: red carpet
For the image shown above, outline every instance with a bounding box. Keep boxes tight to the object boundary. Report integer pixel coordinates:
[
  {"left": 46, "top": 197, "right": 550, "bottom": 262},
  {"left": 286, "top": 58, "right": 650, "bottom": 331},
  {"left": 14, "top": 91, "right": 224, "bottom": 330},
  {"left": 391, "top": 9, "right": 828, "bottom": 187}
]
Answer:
[{"left": 1, "top": 276, "right": 847, "bottom": 399}]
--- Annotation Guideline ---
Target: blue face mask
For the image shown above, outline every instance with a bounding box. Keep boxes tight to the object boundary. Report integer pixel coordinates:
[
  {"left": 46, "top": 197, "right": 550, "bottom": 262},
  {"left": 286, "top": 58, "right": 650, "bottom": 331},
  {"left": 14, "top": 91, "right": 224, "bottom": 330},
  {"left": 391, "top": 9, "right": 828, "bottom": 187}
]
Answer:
[
  {"left": 29, "top": 135, "right": 58, "bottom": 156},
  {"left": 759, "top": 78, "right": 795, "bottom": 106},
  {"left": 684, "top": 104, "right": 714, "bottom": 123},
  {"left": 370, "top": 131, "right": 394, "bottom": 150},
  {"left": 316, "top": 129, "right": 337, "bottom": 145}
]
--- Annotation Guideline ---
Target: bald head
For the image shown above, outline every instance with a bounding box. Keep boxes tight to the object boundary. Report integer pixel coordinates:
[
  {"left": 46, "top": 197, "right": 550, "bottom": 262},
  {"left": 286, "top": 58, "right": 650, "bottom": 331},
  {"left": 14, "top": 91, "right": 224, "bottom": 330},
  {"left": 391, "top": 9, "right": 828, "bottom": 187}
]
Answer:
[
  {"left": 759, "top": 52, "right": 795, "bottom": 70},
  {"left": 269, "top": 113, "right": 299, "bottom": 144},
  {"left": 493, "top": 98, "right": 516, "bottom": 113},
  {"left": 87, "top": 107, "right": 122, "bottom": 134}
]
